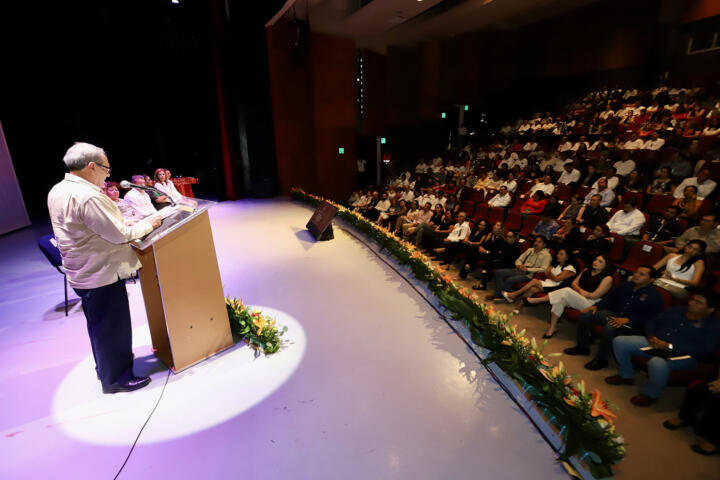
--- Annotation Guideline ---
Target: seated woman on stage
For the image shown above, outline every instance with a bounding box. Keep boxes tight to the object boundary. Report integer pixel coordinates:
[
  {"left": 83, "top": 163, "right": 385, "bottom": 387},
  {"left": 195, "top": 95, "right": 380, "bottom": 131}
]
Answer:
[
  {"left": 154, "top": 168, "right": 197, "bottom": 208},
  {"left": 103, "top": 181, "right": 141, "bottom": 222},
  {"left": 526, "top": 254, "right": 615, "bottom": 339},
  {"left": 501, "top": 248, "right": 577, "bottom": 305},
  {"left": 653, "top": 240, "right": 706, "bottom": 299}
]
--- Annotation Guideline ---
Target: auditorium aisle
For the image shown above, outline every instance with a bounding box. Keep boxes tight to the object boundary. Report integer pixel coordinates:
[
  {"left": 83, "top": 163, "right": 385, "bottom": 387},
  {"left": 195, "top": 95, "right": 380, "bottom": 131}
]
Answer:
[{"left": 0, "top": 199, "right": 567, "bottom": 479}]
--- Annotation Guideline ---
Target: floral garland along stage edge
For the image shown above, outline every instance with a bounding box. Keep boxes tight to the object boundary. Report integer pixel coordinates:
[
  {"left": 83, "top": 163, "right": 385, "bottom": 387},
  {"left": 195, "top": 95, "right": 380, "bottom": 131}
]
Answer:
[
  {"left": 225, "top": 298, "right": 288, "bottom": 356},
  {"left": 291, "top": 188, "right": 625, "bottom": 479}
]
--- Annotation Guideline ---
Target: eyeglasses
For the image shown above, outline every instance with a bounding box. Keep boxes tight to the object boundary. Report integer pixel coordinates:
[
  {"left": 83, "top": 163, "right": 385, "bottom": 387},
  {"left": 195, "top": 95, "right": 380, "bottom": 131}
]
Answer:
[{"left": 94, "top": 162, "right": 112, "bottom": 173}]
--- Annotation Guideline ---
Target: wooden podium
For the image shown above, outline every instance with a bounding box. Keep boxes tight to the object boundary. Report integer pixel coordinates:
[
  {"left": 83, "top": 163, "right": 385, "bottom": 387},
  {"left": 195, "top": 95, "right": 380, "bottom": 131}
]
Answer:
[{"left": 133, "top": 202, "right": 233, "bottom": 372}]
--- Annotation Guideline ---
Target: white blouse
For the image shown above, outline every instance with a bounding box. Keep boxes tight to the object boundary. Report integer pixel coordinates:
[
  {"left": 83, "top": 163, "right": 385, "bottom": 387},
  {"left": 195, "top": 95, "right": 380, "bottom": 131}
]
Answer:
[{"left": 541, "top": 264, "right": 577, "bottom": 288}]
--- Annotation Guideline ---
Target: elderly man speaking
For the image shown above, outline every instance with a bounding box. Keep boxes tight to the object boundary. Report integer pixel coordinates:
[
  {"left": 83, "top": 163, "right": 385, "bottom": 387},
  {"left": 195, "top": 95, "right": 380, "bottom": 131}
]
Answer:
[{"left": 48, "top": 143, "right": 162, "bottom": 393}]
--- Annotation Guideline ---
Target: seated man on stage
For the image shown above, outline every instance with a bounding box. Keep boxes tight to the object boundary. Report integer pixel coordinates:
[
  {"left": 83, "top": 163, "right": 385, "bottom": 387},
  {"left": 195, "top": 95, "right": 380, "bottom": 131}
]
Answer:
[
  {"left": 48, "top": 142, "right": 162, "bottom": 393},
  {"left": 123, "top": 174, "right": 167, "bottom": 217},
  {"left": 605, "top": 288, "right": 720, "bottom": 407}
]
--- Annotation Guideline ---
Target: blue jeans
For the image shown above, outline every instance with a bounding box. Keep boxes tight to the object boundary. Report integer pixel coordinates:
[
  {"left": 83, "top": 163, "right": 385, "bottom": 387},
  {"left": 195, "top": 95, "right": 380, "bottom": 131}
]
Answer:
[
  {"left": 612, "top": 335, "right": 698, "bottom": 398},
  {"left": 492, "top": 268, "right": 531, "bottom": 298}
]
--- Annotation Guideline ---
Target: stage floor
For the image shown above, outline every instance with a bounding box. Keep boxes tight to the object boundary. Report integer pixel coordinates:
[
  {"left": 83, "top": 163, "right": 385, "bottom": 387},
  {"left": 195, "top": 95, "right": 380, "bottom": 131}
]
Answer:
[{"left": 0, "top": 199, "right": 568, "bottom": 479}]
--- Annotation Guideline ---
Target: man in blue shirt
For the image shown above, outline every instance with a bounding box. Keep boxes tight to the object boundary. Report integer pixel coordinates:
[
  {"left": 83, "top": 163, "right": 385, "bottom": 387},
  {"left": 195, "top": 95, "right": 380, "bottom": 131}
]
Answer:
[
  {"left": 564, "top": 265, "right": 665, "bottom": 370},
  {"left": 605, "top": 288, "right": 720, "bottom": 406}
]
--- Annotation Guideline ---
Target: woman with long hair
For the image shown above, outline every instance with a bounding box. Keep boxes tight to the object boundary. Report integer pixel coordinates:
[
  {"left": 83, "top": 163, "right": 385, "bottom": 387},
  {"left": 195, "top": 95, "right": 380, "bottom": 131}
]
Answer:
[
  {"left": 526, "top": 254, "right": 615, "bottom": 338},
  {"left": 653, "top": 240, "right": 706, "bottom": 298},
  {"left": 501, "top": 248, "right": 577, "bottom": 305}
]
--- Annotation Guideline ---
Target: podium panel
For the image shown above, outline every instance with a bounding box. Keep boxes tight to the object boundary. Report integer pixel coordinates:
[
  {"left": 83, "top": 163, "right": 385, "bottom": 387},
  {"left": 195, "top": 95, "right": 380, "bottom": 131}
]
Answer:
[{"left": 135, "top": 207, "right": 233, "bottom": 372}]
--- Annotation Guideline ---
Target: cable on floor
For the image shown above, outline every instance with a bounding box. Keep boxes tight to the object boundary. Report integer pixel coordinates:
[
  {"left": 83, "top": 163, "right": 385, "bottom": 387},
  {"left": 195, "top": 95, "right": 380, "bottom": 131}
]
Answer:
[{"left": 114, "top": 369, "right": 172, "bottom": 479}]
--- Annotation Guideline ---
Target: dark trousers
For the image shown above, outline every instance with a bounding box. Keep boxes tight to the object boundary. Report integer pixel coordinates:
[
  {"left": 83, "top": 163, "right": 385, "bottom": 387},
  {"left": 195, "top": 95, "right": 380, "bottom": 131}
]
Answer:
[
  {"left": 679, "top": 382, "right": 720, "bottom": 447},
  {"left": 73, "top": 279, "right": 134, "bottom": 388},
  {"left": 577, "top": 310, "right": 642, "bottom": 362}
]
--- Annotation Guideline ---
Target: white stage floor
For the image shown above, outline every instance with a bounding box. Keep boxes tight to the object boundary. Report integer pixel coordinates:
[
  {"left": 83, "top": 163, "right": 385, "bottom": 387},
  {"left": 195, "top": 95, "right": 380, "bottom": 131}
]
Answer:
[{"left": 0, "top": 198, "right": 568, "bottom": 479}]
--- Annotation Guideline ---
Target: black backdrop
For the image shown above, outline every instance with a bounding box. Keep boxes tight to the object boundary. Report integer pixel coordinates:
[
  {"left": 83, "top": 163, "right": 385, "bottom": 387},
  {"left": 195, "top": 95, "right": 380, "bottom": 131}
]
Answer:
[{"left": 0, "top": 0, "right": 284, "bottom": 218}]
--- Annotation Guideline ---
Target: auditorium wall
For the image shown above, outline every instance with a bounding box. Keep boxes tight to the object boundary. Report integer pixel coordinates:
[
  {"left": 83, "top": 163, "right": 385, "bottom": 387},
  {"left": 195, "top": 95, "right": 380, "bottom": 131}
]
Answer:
[{"left": 266, "top": 19, "right": 357, "bottom": 200}]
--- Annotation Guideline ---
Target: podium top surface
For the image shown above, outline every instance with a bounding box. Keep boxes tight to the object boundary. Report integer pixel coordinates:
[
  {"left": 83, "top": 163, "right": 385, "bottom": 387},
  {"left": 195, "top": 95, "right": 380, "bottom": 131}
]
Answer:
[{"left": 132, "top": 199, "right": 217, "bottom": 250}]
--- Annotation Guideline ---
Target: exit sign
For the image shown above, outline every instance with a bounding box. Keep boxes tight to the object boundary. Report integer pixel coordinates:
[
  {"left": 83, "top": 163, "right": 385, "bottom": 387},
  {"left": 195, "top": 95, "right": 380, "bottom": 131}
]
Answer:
[{"left": 338, "top": 147, "right": 345, "bottom": 154}]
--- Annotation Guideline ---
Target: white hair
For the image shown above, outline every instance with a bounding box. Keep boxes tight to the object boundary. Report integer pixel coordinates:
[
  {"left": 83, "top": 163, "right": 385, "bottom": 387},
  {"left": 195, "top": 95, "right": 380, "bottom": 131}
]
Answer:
[{"left": 62, "top": 142, "right": 106, "bottom": 171}]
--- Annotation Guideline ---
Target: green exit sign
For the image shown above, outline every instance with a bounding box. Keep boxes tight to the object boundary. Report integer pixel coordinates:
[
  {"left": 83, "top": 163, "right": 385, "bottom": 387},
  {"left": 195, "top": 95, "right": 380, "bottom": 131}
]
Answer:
[
  {"left": 338, "top": 147, "right": 345, "bottom": 154},
  {"left": 464, "top": 105, "right": 469, "bottom": 111},
  {"left": 381, "top": 137, "right": 386, "bottom": 144},
  {"left": 441, "top": 112, "right": 446, "bottom": 119}
]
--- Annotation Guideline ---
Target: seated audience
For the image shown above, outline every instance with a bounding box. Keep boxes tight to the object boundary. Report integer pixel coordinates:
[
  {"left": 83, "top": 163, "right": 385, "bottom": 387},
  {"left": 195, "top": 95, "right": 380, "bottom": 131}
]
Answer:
[
  {"left": 558, "top": 195, "right": 583, "bottom": 222},
  {"left": 501, "top": 248, "right": 576, "bottom": 305},
  {"left": 578, "top": 194, "right": 610, "bottom": 228},
  {"left": 458, "top": 222, "right": 504, "bottom": 279},
  {"left": 487, "top": 185, "right": 512, "bottom": 208},
  {"left": 646, "top": 167, "right": 674, "bottom": 194},
  {"left": 485, "top": 235, "right": 552, "bottom": 301},
  {"left": 663, "top": 371, "right": 720, "bottom": 456},
  {"left": 551, "top": 217, "right": 582, "bottom": 251},
  {"left": 526, "top": 255, "right": 615, "bottom": 338},
  {"left": 564, "top": 266, "right": 664, "bottom": 370},
  {"left": 557, "top": 163, "right": 581, "bottom": 186},
  {"left": 584, "top": 178, "right": 616, "bottom": 207},
  {"left": 606, "top": 289, "right": 720, "bottom": 407},
  {"left": 520, "top": 191, "right": 548, "bottom": 215},
  {"left": 642, "top": 206, "right": 684, "bottom": 246},
  {"left": 643, "top": 132, "right": 665, "bottom": 150},
  {"left": 592, "top": 168, "right": 620, "bottom": 190},
  {"left": 669, "top": 214, "right": 720, "bottom": 263},
  {"left": 613, "top": 154, "right": 636, "bottom": 177},
  {"left": 673, "top": 168, "right": 716, "bottom": 200},
  {"left": 607, "top": 199, "right": 645, "bottom": 239},
  {"left": 673, "top": 185, "right": 703, "bottom": 220},
  {"left": 532, "top": 210, "right": 560, "bottom": 239},
  {"left": 653, "top": 240, "right": 706, "bottom": 299},
  {"left": 529, "top": 175, "right": 556, "bottom": 197}
]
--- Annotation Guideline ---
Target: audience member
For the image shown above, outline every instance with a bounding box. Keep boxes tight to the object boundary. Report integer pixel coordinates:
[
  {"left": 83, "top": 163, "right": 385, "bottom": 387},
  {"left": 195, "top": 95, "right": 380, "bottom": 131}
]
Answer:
[
  {"left": 564, "top": 266, "right": 664, "bottom": 370},
  {"left": 501, "top": 248, "right": 576, "bottom": 305},
  {"left": 606, "top": 289, "right": 720, "bottom": 407},
  {"left": 485, "top": 235, "right": 552, "bottom": 301},
  {"left": 653, "top": 240, "right": 707, "bottom": 299}
]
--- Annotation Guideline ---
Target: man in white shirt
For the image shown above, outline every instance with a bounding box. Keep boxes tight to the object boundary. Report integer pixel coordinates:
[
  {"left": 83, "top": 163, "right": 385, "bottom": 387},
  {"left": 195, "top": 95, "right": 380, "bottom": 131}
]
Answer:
[
  {"left": 557, "top": 163, "right": 581, "bottom": 185},
  {"left": 415, "top": 160, "right": 429, "bottom": 174},
  {"left": 589, "top": 136, "right": 608, "bottom": 151},
  {"left": 571, "top": 136, "right": 590, "bottom": 152},
  {"left": 599, "top": 105, "right": 614, "bottom": 120},
  {"left": 643, "top": 132, "right": 665, "bottom": 150},
  {"left": 488, "top": 186, "right": 512, "bottom": 208},
  {"left": 613, "top": 156, "right": 637, "bottom": 177},
  {"left": 373, "top": 193, "right": 391, "bottom": 221},
  {"left": 501, "top": 173, "right": 518, "bottom": 193},
  {"left": 529, "top": 175, "right": 556, "bottom": 197},
  {"left": 444, "top": 212, "right": 471, "bottom": 244},
  {"left": 47, "top": 143, "right": 161, "bottom": 394},
  {"left": 123, "top": 175, "right": 162, "bottom": 217},
  {"left": 592, "top": 168, "right": 620, "bottom": 190},
  {"left": 557, "top": 136, "right": 573, "bottom": 152},
  {"left": 673, "top": 168, "right": 717, "bottom": 199},
  {"left": 607, "top": 199, "right": 645, "bottom": 238},
  {"left": 400, "top": 186, "right": 415, "bottom": 203},
  {"left": 523, "top": 139, "right": 538, "bottom": 152},
  {"left": 623, "top": 133, "right": 645, "bottom": 150}
]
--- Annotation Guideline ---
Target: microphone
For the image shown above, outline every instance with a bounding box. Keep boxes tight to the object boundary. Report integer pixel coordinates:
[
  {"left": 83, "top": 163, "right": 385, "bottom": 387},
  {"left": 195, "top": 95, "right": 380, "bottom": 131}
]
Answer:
[{"left": 120, "top": 180, "right": 175, "bottom": 205}]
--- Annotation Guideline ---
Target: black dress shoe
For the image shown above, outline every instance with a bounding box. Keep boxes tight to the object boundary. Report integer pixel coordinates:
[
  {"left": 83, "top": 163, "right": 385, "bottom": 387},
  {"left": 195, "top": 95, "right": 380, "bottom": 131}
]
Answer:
[
  {"left": 584, "top": 358, "right": 609, "bottom": 370},
  {"left": 103, "top": 375, "right": 151, "bottom": 394},
  {"left": 563, "top": 346, "right": 590, "bottom": 356},
  {"left": 662, "top": 420, "right": 687, "bottom": 431}
]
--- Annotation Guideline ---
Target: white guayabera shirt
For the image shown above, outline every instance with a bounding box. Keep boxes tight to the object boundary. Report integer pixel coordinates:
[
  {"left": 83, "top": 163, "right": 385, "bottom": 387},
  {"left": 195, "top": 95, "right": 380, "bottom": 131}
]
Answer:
[{"left": 47, "top": 173, "right": 154, "bottom": 289}]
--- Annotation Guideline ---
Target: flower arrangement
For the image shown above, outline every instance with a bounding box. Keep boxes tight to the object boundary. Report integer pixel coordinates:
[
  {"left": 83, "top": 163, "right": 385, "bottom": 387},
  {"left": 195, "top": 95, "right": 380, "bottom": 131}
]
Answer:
[
  {"left": 292, "top": 187, "right": 625, "bottom": 478},
  {"left": 226, "top": 298, "right": 287, "bottom": 355}
]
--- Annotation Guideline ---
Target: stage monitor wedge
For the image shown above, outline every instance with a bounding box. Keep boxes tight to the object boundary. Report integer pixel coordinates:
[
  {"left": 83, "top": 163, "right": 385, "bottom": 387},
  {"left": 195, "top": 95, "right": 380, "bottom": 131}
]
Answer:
[{"left": 306, "top": 200, "right": 338, "bottom": 241}]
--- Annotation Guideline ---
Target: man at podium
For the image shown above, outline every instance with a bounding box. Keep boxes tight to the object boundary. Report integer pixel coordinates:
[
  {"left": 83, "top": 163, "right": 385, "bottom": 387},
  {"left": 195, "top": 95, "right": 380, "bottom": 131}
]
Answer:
[{"left": 47, "top": 143, "right": 162, "bottom": 394}]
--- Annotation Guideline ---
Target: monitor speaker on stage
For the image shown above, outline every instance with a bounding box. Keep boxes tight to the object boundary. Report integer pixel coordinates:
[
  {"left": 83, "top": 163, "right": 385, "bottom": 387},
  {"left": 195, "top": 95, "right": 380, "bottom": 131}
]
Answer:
[{"left": 306, "top": 200, "right": 338, "bottom": 241}]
